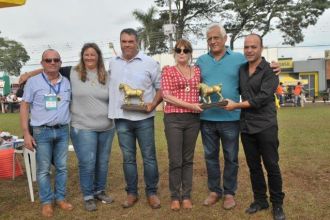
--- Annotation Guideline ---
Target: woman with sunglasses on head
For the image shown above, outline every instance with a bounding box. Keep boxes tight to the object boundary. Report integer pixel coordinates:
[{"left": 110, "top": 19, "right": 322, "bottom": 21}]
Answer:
[
  {"left": 161, "top": 39, "right": 203, "bottom": 211},
  {"left": 19, "top": 43, "right": 115, "bottom": 212}
]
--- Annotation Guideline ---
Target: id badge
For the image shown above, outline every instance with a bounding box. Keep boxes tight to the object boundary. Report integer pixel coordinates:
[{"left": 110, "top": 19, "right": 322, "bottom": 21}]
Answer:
[{"left": 44, "top": 94, "right": 57, "bottom": 110}]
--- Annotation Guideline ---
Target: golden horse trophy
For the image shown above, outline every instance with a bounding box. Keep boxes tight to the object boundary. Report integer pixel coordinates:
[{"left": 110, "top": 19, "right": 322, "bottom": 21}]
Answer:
[
  {"left": 198, "top": 83, "right": 228, "bottom": 109},
  {"left": 119, "top": 83, "right": 148, "bottom": 112}
]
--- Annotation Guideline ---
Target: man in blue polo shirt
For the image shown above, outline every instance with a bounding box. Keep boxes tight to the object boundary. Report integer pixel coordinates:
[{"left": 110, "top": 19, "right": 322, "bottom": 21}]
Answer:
[
  {"left": 196, "top": 23, "right": 244, "bottom": 210},
  {"left": 20, "top": 49, "right": 73, "bottom": 218},
  {"left": 196, "top": 23, "right": 279, "bottom": 210}
]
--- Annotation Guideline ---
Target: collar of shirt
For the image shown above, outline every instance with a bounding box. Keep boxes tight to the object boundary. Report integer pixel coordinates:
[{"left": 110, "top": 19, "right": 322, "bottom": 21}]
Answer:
[
  {"left": 256, "top": 57, "right": 268, "bottom": 70},
  {"left": 42, "top": 72, "right": 63, "bottom": 84},
  {"left": 207, "top": 46, "right": 232, "bottom": 60},
  {"left": 244, "top": 57, "right": 268, "bottom": 76}
]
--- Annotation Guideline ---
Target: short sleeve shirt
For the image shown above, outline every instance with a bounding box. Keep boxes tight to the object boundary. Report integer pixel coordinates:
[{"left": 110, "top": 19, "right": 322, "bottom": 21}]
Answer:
[
  {"left": 22, "top": 73, "right": 71, "bottom": 126},
  {"left": 107, "top": 52, "right": 161, "bottom": 121},
  {"left": 196, "top": 48, "right": 246, "bottom": 121},
  {"left": 161, "top": 65, "right": 201, "bottom": 113}
]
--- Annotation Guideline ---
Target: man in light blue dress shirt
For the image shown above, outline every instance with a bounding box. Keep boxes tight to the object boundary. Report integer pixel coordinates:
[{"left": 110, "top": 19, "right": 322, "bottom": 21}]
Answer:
[
  {"left": 20, "top": 49, "right": 73, "bottom": 218},
  {"left": 108, "top": 28, "right": 162, "bottom": 209}
]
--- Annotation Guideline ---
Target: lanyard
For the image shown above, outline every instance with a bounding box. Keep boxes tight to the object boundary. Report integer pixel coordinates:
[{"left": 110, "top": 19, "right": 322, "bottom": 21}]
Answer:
[{"left": 42, "top": 73, "right": 61, "bottom": 95}]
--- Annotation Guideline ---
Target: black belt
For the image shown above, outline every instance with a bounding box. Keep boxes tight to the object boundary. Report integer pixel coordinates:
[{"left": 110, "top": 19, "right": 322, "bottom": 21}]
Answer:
[{"left": 41, "top": 124, "right": 67, "bottom": 129}]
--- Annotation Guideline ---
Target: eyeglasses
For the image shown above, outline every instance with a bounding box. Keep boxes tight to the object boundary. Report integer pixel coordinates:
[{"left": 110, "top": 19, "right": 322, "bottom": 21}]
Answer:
[
  {"left": 174, "top": 48, "right": 191, "bottom": 54},
  {"left": 43, "top": 58, "right": 61, "bottom": 63}
]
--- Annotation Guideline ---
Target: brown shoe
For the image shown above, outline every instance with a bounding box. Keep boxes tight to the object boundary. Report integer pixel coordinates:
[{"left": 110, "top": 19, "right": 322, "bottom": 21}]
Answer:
[
  {"left": 223, "top": 194, "right": 236, "bottom": 210},
  {"left": 170, "top": 200, "right": 180, "bottom": 211},
  {"left": 122, "top": 194, "right": 138, "bottom": 208},
  {"left": 41, "top": 204, "right": 54, "bottom": 218},
  {"left": 182, "top": 199, "right": 193, "bottom": 209},
  {"left": 56, "top": 200, "right": 74, "bottom": 211},
  {"left": 147, "top": 195, "right": 161, "bottom": 209},
  {"left": 203, "top": 192, "right": 220, "bottom": 206}
]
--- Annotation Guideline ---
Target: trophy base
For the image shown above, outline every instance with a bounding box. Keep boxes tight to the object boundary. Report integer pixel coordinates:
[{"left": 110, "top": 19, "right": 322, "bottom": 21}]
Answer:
[
  {"left": 121, "top": 104, "right": 148, "bottom": 113},
  {"left": 201, "top": 100, "right": 228, "bottom": 109}
]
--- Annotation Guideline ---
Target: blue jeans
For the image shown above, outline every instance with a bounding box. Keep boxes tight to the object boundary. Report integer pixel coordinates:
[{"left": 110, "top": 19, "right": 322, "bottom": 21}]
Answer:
[
  {"left": 115, "top": 117, "right": 159, "bottom": 196},
  {"left": 33, "top": 125, "right": 69, "bottom": 204},
  {"left": 70, "top": 126, "right": 115, "bottom": 201},
  {"left": 200, "top": 120, "right": 239, "bottom": 196}
]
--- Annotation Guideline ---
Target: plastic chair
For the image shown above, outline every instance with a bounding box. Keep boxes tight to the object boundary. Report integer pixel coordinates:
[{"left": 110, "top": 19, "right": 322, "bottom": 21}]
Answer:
[{"left": 13, "top": 141, "right": 37, "bottom": 202}]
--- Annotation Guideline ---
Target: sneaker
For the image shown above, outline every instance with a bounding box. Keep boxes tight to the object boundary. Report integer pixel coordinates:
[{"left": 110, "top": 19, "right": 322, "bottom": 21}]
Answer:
[
  {"left": 272, "top": 205, "right": 286, "bottom": 220},
  {"left": 84, "top": 199, "right": 97, "bottom": 212},
  {"left": 95, "top": 191, "right": 114, "bottom": 204}
]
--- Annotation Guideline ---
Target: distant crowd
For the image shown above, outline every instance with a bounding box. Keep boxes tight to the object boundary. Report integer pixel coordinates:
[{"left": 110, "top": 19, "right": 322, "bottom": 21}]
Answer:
[
  {"left": 275, "top": 81, "right": 306, "bottom": 107},
  {"left": 0, "top": 92, "right": 22, "bottom": 113}
]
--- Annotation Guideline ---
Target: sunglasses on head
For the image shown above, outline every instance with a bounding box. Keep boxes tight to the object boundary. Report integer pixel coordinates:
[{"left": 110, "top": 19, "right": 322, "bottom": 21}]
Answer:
[
  {"left": 43, "top": 58, "right": 61, "bottom": 63},
  {"left": 174, "top": 48, "right": 191, "bottom": 54}
]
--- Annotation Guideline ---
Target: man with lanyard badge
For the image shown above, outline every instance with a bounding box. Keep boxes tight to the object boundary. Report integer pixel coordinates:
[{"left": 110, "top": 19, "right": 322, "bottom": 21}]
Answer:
[{"left": 20, "top": 49, "right": 73, "bottom": 218}]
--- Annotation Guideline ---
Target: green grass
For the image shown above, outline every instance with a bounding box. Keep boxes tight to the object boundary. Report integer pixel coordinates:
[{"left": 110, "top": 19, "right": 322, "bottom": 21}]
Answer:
[{"left": 1, "top": 104, "right": 330, "bottom": 219}]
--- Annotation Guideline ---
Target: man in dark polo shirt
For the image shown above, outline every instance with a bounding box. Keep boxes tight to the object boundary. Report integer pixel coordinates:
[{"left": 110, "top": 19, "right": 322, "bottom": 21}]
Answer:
[{"left": 224, "top": 34, "right": 285, "bottom": 220}]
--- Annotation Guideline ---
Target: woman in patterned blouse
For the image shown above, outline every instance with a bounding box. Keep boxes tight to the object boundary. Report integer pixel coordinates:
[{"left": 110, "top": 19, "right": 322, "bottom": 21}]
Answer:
[{"left": 161, "top": 39, "right": 203, "bottom": 211}]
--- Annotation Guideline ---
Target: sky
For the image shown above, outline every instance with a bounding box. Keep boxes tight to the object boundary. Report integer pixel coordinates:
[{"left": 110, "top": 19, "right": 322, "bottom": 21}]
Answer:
[{"left": 0, "top": 0, "right": 329, "bottom": 72}]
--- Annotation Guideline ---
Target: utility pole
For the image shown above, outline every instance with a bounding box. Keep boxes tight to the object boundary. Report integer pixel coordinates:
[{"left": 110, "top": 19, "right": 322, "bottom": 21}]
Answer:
[
  {"left": 162, "top": 0, "right": 176, "bottom": 52},
  {"left": 168, "top": 0, "right": 173, "bottom": 52},
  {"left": 108, "top": 42, "right": 117, "bottom": 56}
]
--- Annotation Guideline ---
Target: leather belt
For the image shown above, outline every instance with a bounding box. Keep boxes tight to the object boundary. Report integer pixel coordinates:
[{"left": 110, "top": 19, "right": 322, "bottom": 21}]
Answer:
[{"left": 41, "top": 124, "right": 67, "bottom": 129}]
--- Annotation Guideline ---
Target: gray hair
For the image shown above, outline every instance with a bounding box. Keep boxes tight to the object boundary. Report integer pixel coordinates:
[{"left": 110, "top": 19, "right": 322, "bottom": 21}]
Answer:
[
  {"left": 41, "top": 49, "right": 60, "bottom": 60},
  {"left": 206, "top": 23, "right": 227, "bottom": 37}
]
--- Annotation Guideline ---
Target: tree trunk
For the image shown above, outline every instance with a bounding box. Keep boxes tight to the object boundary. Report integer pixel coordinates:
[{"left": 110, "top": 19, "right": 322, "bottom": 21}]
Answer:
[{"left": 230, "top": 37, "right": 235, "bottom": 50}]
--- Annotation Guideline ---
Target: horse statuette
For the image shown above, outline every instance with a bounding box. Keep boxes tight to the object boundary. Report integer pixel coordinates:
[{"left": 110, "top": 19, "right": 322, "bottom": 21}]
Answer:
[
  {"left": 119, "top": 83, "right": 145, "bottom": 105},
  {"left": 198, "top": 83, "right": 224, "bottom": 104}
]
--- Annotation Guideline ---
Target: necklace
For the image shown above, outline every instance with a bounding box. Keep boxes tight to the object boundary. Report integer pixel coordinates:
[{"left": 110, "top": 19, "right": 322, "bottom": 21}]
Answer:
[{"left": 176, "top": 65, "right": 192, "bottom": 92}]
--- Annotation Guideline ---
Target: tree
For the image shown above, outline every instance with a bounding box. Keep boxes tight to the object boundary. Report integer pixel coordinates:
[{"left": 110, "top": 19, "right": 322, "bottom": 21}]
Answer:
[
  {"left": 154, "top": 0, "right": 328, "bottom": 50},
  {"left": 0, "top": 34, "right": 30, "bottom": 76},
  {"left": 155, "top": 0, "right": 223, "bottom": 39},
  {"left": 221, "top": 0, "right": 330, "bottom": 49},
  {"left": 132, "top": 6, "right": 168, "bottom": 55}
]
